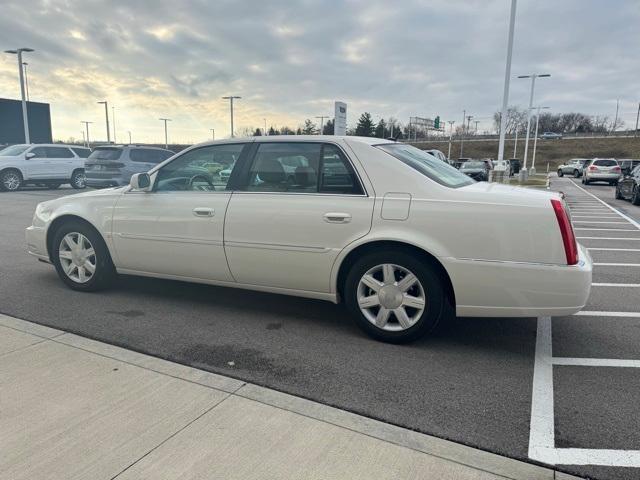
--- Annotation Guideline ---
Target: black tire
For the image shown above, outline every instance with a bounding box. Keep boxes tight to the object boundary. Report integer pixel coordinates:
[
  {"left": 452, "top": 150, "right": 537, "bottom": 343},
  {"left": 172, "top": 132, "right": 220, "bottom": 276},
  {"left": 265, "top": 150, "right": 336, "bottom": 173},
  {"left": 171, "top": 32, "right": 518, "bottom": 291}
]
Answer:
[
  {"left": 71, "top": 169, "right": 86, "bottom": 189},
  {"left": 615, "top": 185, "right": 624, "bottom": 200},
  {"left": 632, "top": 187, "right": 640, "bottom": 206},
  {"left": 344, "top": 250, "right": 445, "bottom": 343},
  {"left": 557, "top": 169, "right": 564, "bottom": 177},
  {"left": 573, "top": 169, "right": 580, "bottom": 178},
  {"left": 0, "top": 169, "right": 23, "bottom": 191},
  {"left": 583, "top": 177, "right": 590, "bottom": 185},
  {"left": 51, "top": 220, "right": 115, "bottom": 292}
]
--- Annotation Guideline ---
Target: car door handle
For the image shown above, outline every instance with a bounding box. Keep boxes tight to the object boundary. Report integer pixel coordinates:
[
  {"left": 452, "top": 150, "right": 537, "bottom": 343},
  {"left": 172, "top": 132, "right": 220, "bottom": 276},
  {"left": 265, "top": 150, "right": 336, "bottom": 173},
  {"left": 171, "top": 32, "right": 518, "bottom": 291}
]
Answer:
[
  {"left": 323, "top": 212, "right": 351, "bottom": 223},
  {"left": 193, "top": 207, "right": 215, "bottom": 217}
]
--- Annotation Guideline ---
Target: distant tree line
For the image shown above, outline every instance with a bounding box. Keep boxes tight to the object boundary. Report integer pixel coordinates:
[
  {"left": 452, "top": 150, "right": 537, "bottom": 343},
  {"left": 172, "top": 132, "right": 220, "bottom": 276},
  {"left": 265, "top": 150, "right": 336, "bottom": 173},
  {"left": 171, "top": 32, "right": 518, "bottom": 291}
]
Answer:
[{"left": 493, "top": 106, "right": 623, "bottom": 135}]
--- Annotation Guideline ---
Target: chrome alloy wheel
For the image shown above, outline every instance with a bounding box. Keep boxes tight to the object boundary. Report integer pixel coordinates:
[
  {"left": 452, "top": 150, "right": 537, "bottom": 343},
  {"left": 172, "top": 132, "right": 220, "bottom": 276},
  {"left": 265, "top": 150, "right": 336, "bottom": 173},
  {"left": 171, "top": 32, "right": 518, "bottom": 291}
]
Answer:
[
  {"left": 58, "top": 232, "right": 96, "bottom": 283},
  {"left": 73, "top": 171, "right": 86, "bottom": 188},
  {"left": 356, "top": 263, "right": 426, "bottom": 331},
  {"left": 2, "top": 172, "right": 21, "bottom": 191}
]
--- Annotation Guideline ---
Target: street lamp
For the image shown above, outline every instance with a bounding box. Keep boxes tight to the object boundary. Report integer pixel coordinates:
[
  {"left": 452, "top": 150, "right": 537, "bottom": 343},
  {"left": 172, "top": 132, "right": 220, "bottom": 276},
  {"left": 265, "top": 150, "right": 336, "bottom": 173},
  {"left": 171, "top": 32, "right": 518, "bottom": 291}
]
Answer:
[
  {"left": 530, "top": 106, "right": 550, "bottom": 173},
  {"left": 447, "top": 121, "right": 455, "bottom": 160},
  {"left": 22, "top": 62, "right": 30, "bottom": 102},
  {"left": 264, "top": 118, "right": 267, "bottom": 136},
  {"left": 127, "top": 131, "right": 132, "bottom": 144},
  {"left": 4, "top": 47, "right": 34, "bottom": 143},
  {"left": 81, "top": 121, "right": 93, "bottom": 148},
  {"left": 315, "top": 116, "right": 329, "bottom": 135},
  {"left": 518, "top": 73, "right": 550, "bottom": 177},
  {"left": 222, "top": 96, "right": 241, "bottom": 137},
  {"left": 112, "top": 106, "right": 116, "bottom": 143},
  {"left": 159, "top": 118, "right": 171, "bottom": 149},
  {"left": 97, "top": 101, "right": 111, "bottom": 143},
  {"left": 497, "top": 0, "right": 517, "bottom": 162}
]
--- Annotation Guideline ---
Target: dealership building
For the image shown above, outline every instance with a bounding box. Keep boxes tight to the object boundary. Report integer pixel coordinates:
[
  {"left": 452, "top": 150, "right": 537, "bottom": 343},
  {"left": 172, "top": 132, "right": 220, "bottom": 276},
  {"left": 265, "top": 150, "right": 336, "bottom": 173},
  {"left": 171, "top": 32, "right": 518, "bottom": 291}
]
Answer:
[{"left": 0, "top": 98, "right": 53, "bottom": 145}]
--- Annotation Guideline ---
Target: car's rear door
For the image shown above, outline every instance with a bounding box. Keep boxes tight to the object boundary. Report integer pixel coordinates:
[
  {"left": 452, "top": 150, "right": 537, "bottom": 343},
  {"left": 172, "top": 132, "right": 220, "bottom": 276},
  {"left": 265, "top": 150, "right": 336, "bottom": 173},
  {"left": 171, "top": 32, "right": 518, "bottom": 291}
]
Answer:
[
  {"left": 45, "top": 146, "right": 75, "bottom": 179},
  {"left": 224, "top": 141, "right": 374, "bottom": 293}
]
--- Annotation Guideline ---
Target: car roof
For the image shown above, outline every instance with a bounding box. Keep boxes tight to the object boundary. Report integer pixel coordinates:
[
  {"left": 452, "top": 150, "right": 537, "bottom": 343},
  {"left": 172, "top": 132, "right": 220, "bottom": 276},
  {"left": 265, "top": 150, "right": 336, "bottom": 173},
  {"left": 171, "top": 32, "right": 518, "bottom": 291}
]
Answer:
[
  {"left": 192, "top": 135, "right": 396, "bottom": 148},
  {"left": 92, "top": 144, "right": 172, "bottom": 151}
]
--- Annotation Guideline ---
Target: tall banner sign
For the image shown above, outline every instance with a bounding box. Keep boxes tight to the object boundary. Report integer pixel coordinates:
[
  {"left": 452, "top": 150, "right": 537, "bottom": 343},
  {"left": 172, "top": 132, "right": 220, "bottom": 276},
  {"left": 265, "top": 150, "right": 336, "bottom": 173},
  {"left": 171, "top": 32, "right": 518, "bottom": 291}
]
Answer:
[{"left": 334, "top": 101, "right": 347, "bottom": 135}]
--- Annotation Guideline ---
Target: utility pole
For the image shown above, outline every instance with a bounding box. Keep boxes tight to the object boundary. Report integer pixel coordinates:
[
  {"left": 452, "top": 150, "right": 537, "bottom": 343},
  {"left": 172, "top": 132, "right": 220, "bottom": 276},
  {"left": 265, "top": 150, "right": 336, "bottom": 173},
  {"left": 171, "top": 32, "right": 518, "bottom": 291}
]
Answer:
[
  {"left": 447, "top": 121, "right": 455, "bottom": 160},
  {"left": 518, "top": 73, "right": 550, "bottom": 177},
  {"left": 112, "top": 106, "right": 116, "bottom": 143},
  {"left": 497, "top": 0, "right": 517, "bottom": 162},
  {"left": 81, "top": 121, "right": 93, "bottom": 148},
  {"left": 97, "top": 101, "right": 111, "bottom": 143},
  {"left": 513, "top": 127, "right": 518, "bottom": 158},
  {"left": 612, "top": 99, "right": 619, "bottom": 133},
  {"left": 635, "top": 102, "right": 640, "bottom": 137},
  {"left": 466, "top": 115, "right": 473, "bottom": 136},
  {"left": 4, "top": 47, "right": 34, "bottom": 143},
  {"left": 210, "top": 128, "right": 215, "bottom": 140},
  {"left": 222, "top": 96, "right": 241, "bottom": 137},
  {"left": 315, "top": 116, "right": 328, "bottom": 135},
  {"left": 460, "top": 110, "right": 466, "bottom": 157},
  {"left": 263, "top": 118, "right": 267, "bottom": 136},
  {"left": 159, "top": 118, "right": 171, "bottom": 149},
  {"left": 127, "top": 131, "right": 132, "bottom": 144}
]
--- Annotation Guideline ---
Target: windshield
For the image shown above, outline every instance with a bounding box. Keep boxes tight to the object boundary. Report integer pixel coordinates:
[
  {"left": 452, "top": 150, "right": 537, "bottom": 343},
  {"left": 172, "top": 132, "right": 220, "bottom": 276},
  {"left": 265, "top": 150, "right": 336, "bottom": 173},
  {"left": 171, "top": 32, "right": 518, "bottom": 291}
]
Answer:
[
  {"left": 0, "top": 145, "right": 29, "bottom": 156},
  {"left": 88, "top": 147, "right": 123, "bottom": 161},
  {"left": 462, "top": 161, "right": 485, "bottom": 168},
  {"left": 376, "top": 144, "right": 474, "bottom": 188}
]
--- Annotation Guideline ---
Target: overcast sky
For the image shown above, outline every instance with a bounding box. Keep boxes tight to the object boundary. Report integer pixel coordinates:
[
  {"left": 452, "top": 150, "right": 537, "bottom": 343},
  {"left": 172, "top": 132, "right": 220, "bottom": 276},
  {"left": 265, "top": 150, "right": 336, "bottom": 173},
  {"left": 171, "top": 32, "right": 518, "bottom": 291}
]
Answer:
[{"left": 1, "top": 0, "right": 638, "bottom": 143}]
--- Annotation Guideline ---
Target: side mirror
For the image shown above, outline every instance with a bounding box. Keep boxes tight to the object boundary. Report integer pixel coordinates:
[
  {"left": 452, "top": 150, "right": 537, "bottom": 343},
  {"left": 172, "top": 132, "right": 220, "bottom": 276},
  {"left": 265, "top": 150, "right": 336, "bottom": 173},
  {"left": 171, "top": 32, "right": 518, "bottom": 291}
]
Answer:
[
  {"left": 130, "top": 173, "right": 151, "bottom": 191},
  {"left": 25, "top": 152, "right": 35, "bottom": 159}
]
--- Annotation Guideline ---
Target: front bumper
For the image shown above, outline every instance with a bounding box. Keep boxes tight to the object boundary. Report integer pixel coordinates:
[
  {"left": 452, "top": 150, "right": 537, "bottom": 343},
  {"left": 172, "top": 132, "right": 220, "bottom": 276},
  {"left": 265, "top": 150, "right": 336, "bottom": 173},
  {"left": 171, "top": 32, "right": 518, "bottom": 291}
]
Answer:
[
  {"left": 444, "top": 244, "right": 593, "bottom": 317},
  {"left": 25, "top": 225, "right": 50, "bottom": 262}
]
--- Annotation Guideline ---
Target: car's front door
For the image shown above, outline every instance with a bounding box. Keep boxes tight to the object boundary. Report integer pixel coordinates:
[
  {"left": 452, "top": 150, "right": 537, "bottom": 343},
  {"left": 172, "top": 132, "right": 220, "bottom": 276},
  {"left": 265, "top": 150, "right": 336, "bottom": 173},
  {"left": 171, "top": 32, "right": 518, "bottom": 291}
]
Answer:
[
  {"left": 224, "top": 141, "right": 375, "bottom": 293},
  {"left": 111, "top": 143, "right": 248, "bottom": 281},
  {"left": 22, "top": 146, "right": 50, "bottom": 179}
]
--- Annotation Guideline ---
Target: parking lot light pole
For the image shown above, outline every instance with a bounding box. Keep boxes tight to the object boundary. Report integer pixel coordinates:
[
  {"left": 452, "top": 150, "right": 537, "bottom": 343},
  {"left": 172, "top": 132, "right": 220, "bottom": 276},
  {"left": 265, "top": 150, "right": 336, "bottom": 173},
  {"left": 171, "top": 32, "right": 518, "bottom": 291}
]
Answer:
[
  {"left": 222, "top": 96, "right": 241, "bottom": 137},
  {"left": 127, "top": 131, "right": 132, "bottom": 144},
  {"left": 447, "top": 121, "right": 455, "bottom": 160},
  {"left": 210, "top": 128, "right": 215, "bottom": 140},
  {"left": 81, "top": 121, "right": 93, "bottom": 148},
  {"left": 518, "top": 73, "right": 550, "bottom": 180},
  {"left": 530, "top": 106, "right": 549, "bottom": 175},
  {"left": 159, "top": 118, "right": 171, "bottom": 149},
  {"left": 112, "top": 106, "right": 116, "bottom": 143},
  {"left": 22, "top": 62, "right": 30, "bottom": 101},
  {"left": 497, "top": 0, "right": 517, "bottom": 162},
  {"left": 97, "top": 101, "right": 111, "bottom": 143},
  {"left": 4, "top": 48, "right": 34, "bottom": 143},
  {"left": 460, "top": 110, "right": 466, "bottom": 157}
]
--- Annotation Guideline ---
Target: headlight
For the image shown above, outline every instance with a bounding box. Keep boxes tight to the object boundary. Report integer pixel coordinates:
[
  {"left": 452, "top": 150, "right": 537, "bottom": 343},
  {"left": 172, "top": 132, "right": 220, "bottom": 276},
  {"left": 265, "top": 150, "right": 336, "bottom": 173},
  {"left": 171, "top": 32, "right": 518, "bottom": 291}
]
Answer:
[{"left": 34, "top": 202, "right": 52, "bottom": 223}]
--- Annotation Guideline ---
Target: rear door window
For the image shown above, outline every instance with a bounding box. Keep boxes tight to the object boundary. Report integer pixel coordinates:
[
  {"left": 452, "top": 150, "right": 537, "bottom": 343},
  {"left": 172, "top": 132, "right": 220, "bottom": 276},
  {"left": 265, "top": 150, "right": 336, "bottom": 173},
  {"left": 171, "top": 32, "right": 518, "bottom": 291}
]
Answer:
[{"left": 45, "top": 147, "right": 74, "bottom": 158}]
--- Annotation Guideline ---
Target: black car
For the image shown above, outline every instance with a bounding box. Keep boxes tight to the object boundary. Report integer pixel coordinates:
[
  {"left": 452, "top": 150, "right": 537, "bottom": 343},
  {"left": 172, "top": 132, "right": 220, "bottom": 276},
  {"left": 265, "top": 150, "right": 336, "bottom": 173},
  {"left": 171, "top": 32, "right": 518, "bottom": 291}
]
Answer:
[
  {"left": 616, "top": 164, "right": 640, "bottom": 205},
  {"left": 459, "top": 160, "right": 489, "bottom": 181},
  {"left": 454, "top": 157, "right": 471, "bottom": 169},
  {"left": 509, "top": 158, "right": 521, "bottom": 174},
  {"left": 619, "top": 159, "right": 640, "bottom": 176}
]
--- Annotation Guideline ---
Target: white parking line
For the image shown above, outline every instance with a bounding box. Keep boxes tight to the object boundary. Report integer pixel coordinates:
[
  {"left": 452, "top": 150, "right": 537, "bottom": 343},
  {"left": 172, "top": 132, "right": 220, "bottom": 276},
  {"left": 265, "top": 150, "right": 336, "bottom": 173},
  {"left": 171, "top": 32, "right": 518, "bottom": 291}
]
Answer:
[
  {"left": 573, "top": 221, "right": 629, "bottom": 224},
  {"left": 575, "top": 311, "right": 640, "bottom": 318},
  {"left": 553, "top": 357, "right": 640, "bottom": 368},
  {"left": 587, "top": 248, "right": 640, "bottom": 252},
  {"left": 577, "top": 237, "right": 640, "bottom": 240},
  {"left": 592, "top": 283, "right": 640, "bottom": 287},
  {"left": 575, "top": 228, "right": 639, "bottom": 231},
  {"left": 593, "top": 262, "right": 640, "bottom": 267},
  {"left": 569, "top": 181, "right": 640, "bottom": 230}
]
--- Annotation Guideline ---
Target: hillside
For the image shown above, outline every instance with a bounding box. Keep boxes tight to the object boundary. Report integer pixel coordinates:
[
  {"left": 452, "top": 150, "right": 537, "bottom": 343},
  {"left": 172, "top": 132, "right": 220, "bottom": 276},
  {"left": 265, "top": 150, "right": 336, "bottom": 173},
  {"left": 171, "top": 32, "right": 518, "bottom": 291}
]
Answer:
[{"left": 411, "top": 136, "right": 640, "bottom": 170}]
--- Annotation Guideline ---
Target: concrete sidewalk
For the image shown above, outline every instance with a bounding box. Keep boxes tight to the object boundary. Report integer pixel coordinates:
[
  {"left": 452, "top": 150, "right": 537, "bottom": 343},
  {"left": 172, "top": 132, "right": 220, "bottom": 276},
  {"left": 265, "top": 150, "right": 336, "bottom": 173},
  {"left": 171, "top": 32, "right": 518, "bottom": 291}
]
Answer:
[{"left": 0, "top": 313, "right": 578, "bottom": 480}]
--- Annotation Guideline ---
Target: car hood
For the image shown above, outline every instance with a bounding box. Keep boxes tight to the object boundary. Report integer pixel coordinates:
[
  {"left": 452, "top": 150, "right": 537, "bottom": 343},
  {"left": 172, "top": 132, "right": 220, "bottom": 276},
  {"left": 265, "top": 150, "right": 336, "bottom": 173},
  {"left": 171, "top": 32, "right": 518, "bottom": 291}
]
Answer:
[{"left": 37, "top": 186, "right": 127, "bottom": 210}]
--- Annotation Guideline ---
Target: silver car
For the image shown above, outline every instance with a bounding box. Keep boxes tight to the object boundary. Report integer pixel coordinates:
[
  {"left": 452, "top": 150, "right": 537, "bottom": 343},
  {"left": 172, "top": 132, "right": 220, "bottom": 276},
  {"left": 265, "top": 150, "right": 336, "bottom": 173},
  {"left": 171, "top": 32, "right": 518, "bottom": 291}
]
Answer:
[
  {"left": 582, "top": 158, "right": 621, "bottom": 185},
  {"left": 557, "top": 158, "right": 589, "bottom": 178}
]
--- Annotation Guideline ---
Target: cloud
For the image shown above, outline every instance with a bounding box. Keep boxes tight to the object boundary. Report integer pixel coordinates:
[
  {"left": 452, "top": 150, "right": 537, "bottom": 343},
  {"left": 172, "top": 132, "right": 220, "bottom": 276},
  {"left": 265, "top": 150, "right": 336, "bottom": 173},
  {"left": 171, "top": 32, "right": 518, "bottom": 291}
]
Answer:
[{"left": 0, "top": 0, "right": 638, "bottom": 142}]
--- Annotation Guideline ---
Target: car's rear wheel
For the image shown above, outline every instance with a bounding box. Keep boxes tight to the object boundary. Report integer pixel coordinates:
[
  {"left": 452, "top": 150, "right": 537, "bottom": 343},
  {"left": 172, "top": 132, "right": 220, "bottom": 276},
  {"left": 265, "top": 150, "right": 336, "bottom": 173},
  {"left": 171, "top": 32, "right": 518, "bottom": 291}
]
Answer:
[
  {"left": 71, "top": 169, "right": 86, "bottom": 189},
  {"left": 51, "top": 221, "right": 115, "bottom": 291},
  {"left": 0, "top": 169, "right": 23, "bottom": 191},
  {"left": 573, "top": 169, "right": 580, "bottom": 178},
  {"left": 557, "top": 169, "right": 564, "bottom": 177},
  {"left": 344, "top": 251, "right": 445, "bottom": 343},
  {"left": 632, "top": 187, "right": 640, "bottom": 206}
]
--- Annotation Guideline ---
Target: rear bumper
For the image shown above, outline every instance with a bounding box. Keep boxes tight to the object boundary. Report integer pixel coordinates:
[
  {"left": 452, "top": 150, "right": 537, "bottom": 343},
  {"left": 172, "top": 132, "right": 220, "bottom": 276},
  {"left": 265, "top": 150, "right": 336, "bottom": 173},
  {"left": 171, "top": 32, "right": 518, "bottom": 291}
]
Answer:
[
  {"left": 586, "top": 173, "right": 620, "bottom": 181},
  {"left": 25, "top": 225, "right": 49, "bottom": 262},
  {"left": 444, "top": 244, "right": 592, "bottom": 318}
]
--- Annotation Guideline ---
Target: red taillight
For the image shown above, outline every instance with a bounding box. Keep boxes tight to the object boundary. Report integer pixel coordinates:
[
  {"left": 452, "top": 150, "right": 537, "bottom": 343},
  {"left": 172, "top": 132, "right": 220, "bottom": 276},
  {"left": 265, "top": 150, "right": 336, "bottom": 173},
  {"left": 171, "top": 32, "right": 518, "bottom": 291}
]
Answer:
[
  {"left": 588, "top": 166, "right": 597, "bottom": 171},
  {"left": 613, "top": 166, "right": 621, "bottom": 172},
  {"left": 551, "top": 199, "right": 579, "bottom": 265}
]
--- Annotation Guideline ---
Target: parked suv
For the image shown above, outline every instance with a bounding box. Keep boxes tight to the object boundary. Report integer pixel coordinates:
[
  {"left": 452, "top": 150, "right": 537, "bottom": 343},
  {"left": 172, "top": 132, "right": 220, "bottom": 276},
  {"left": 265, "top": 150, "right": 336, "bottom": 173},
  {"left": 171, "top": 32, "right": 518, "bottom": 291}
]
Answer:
[
  {"left": 557, "top": 158, "right": 590, "bottom": 178},
  {"left": 85, "top": 145, "right": 174, "bottom": 188},
  {"left": 618, "top": 159, "right": 640, "bottom": 176},
  {"left": 582, "top": 158, "right": 621, "bottom": 185},
  {"left": 0, "top": 144, "right": 89, "bottom": 191},
  {"left": 616, "top": 164, "right": 640, "bottom": 205}
]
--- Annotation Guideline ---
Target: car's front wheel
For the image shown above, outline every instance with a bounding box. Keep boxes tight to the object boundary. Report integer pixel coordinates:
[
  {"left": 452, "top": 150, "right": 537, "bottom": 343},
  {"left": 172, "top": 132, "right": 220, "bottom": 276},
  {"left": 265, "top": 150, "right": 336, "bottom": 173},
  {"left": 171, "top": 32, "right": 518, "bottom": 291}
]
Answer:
[
  {"left": 71, "top": 169, "right": 86, "bottom": 189},
  {"left": 0, "top": 169, "right": 23, "bottom": 191},
  {"left": 557, "top": 169, "right": 564, "bottom": 177},
  {"left": 51, "top": 221, "right": 115, "bottom": 291},
  {"left": 632, "top": 186, "right": 640, "bottom": 206},
  {"left": 344, "top": 251, "right": 445, "bottom": 343}
]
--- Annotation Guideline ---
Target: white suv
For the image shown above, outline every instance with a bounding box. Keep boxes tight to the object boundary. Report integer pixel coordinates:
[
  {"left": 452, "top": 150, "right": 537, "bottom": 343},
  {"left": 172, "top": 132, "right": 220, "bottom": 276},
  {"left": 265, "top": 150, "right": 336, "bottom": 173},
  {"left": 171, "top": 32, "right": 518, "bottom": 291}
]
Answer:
[{"left": 0, "top": 144, "right": 90, "bottom": 191}]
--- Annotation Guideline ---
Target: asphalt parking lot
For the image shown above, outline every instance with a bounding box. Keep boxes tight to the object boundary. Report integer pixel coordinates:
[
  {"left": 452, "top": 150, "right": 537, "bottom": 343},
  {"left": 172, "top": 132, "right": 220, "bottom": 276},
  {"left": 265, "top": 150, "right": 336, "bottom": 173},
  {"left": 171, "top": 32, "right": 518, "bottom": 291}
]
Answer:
[{"left": 1, "top": 180, "right": 638, "bottom": 480}]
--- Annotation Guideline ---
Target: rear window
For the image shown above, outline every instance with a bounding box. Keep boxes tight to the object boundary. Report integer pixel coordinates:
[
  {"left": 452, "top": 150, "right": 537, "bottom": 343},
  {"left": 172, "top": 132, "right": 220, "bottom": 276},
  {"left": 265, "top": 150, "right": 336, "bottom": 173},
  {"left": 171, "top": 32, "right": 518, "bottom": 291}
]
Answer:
[
  {"left": 71, "top": 147, "right": 91, "bottom": 158},
  {"left": 462, "top": 161, "right": 485, "bottom": 168},
  {"left": 376, "top": 144, "right": 474, "bottom": 188},
  {"left": 88, "top": 147, "right": 123, "bottom": 161},
  {"left": 593, "top": 159, "right": 617, "bottom": 166}
]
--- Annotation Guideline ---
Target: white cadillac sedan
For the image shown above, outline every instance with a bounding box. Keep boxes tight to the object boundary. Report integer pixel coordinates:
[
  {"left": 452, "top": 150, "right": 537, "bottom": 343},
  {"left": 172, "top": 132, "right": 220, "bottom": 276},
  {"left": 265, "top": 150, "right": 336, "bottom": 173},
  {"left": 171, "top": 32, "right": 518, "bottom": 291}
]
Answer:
[{"left": 26, "top": 136, "right": 592, "bottom": 343}]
